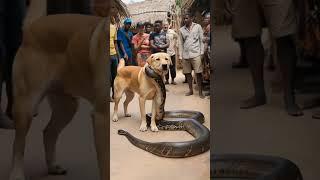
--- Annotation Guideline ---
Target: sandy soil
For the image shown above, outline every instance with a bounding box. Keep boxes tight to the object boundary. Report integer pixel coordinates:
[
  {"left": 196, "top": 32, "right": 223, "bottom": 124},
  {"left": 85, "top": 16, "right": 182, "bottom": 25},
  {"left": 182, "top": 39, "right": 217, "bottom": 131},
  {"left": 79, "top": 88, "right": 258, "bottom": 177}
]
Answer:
[{"left": 110, "top": 70, "right": 210, "bottom": 180}]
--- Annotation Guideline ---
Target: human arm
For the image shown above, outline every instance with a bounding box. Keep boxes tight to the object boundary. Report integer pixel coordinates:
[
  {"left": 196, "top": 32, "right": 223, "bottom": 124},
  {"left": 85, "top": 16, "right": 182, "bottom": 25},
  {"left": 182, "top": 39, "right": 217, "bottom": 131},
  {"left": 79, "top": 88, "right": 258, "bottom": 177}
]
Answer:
[
  {"left": 178, "top": 30, "right": 184, "bottom": 60},
  {"left": 159, "top": 34, "right": 170, "bottom": 49},
  {"left": 149, "top": 33, "right": 159, "bottom": 51},
  {"left": 199, "top": 25, "right": 205, "bottom": 56},
  {"left": 117, "top": 30, "right": 128, "bottom": 59}
]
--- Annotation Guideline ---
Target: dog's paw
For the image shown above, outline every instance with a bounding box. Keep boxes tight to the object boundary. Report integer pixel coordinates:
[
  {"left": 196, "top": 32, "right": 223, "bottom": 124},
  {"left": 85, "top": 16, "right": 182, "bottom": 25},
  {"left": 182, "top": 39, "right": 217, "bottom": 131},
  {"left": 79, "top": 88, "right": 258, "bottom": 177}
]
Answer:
[
  {"left": 125, "top": 113, "right": 131, "bottom": 117},
  {"left": 150, "top": 125, "right": 159, "bottom": 132},
  {"left": 48, "top": 165, "right": 67, "bottom": 175},
  {"left": 112, "top": 115, "right": 118, "bottom": 122},
  {"left": 139, "top": 124, "right": 148, "bottom": 132}
]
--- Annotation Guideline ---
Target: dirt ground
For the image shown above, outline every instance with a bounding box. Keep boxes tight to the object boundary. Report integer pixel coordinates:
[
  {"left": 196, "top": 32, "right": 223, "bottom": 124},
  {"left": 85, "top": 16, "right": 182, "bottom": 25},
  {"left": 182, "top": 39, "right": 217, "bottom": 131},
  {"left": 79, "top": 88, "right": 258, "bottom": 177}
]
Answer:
[{"left": 110, "top": 70, "right": 210, "bottom": 180}]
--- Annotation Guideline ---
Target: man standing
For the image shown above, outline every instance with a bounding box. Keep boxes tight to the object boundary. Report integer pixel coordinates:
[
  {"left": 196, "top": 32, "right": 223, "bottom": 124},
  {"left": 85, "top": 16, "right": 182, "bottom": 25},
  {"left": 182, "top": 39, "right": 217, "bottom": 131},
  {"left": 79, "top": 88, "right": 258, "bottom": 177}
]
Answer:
[
  {"left": 149, "top": 20, "right": 170, "bottom": 54},
  {"left": 163, "top": 22, "right": 178, "bottom": 85},
  {"left": 179, "top": 12, "right": 205, "bottom": 99},
  {"left": 232, "top": 0, "right": 302, "bottom": 116},
  {"left": 110, "top": 14, "right": 122, "bottom": 101},
  {"left": 117, "top": 18, "right": 135, "bottom": 66}
]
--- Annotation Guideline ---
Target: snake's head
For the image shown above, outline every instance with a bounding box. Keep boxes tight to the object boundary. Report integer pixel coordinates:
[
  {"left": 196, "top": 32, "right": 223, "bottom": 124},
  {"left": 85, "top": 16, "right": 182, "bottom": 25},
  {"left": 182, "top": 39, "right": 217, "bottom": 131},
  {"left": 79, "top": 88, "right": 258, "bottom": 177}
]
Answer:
[{"left": 118, "top": 129, "right": 128, "bottom": 135}]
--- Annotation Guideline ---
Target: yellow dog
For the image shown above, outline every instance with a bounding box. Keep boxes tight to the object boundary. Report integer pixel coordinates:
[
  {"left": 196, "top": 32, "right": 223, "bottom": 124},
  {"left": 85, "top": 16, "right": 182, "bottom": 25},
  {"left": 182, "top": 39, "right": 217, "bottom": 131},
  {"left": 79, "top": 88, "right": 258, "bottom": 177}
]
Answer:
[
  {"left": 9, "top": 14, "right": 108, "bottom": 180},
  {"left": 112, "top": 53, "right": 171, "bottom": 132}
]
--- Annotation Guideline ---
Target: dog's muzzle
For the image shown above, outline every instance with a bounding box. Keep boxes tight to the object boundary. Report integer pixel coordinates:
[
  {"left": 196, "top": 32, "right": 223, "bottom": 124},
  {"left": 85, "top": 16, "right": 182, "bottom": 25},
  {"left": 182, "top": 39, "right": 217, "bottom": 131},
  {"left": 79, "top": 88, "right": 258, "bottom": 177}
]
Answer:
[{"left": 162, "top": 64, "right": 168, "bottom": 70}]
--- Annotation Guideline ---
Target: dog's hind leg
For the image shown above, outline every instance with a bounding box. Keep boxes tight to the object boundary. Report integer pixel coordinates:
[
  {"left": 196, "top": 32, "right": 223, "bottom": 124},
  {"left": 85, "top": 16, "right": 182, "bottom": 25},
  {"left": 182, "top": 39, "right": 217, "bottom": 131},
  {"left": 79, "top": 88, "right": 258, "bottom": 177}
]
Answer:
[
  {"left": 9, "top": 95, "right": 33, "bottom": 180},
  {"left": 123, "top": 90, "right": 134, "bottom": 117},
  {"left": 44, "top": 94, "right": 79, "bottom": 175},
  {"left": 112, "top": 82, "right": 124, "bottom": 122}
]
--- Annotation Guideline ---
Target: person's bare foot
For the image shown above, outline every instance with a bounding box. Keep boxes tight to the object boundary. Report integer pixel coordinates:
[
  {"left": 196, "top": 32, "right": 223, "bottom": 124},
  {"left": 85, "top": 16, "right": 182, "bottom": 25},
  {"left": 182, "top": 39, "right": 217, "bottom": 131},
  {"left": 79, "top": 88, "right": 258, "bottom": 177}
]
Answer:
[
  {"left": 0, "top": 113, "right": 14, "bottom": 129},
  {"left": 240, "top": 96, "right": 266, "bottom": 109},
  {"left": 286, "top": 103, "right": 303, "bottom": 117}
]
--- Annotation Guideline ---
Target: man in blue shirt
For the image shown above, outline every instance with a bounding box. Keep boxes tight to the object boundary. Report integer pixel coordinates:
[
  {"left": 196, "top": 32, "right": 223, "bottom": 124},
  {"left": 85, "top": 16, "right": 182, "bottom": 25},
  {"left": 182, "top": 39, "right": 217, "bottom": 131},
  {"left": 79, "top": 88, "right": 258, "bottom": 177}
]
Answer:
[{"left": 117, "top": 18, "right": 135, "bottom": 66}]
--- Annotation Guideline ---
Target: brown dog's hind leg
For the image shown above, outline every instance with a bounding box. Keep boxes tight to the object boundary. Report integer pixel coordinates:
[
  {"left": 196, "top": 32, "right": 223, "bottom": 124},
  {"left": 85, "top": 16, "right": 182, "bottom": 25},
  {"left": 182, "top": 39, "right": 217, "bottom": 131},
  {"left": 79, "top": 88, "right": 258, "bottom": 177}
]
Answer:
[
  {"left": 112, "top": 83, "right": 124, "bottom": 122},
  {"left": 123, "top": 90, "right": 134, "bottom": 117},
  {"left": 44, "top": 94, "right": 79, "bottom": 175},
  {"left": 9, "top": 96, "right": 33, "bottom": 180}
]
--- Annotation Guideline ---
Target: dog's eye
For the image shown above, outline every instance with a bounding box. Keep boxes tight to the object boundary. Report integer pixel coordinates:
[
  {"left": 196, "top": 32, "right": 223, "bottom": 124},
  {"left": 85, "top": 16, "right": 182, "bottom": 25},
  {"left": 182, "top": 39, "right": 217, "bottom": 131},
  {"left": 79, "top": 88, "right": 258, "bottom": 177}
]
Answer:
[
  {"left": 165, "top": 58, "right": 168, "bottom": 60},
  {"left": 156, "top": 58, "right": 160, "bottom": 61}
]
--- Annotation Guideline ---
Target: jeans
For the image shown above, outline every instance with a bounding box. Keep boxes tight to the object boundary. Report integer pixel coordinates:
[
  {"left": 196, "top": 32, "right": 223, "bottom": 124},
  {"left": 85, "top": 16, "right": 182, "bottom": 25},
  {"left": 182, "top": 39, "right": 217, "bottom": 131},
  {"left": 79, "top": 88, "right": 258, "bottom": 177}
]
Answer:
[
  {"left": 110, "top": 55, "right": 118, "bottom": 97},
  {"left": 165, "top": 55, "right": 177, "bottom": 81}
]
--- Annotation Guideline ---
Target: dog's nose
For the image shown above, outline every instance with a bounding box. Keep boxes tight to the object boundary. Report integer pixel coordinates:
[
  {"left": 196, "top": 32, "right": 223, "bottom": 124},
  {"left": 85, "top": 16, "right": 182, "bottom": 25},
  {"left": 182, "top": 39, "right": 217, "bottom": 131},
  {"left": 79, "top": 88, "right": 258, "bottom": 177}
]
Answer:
[{"left": 162, "top": 64, "right": 168, "bottom": 70}]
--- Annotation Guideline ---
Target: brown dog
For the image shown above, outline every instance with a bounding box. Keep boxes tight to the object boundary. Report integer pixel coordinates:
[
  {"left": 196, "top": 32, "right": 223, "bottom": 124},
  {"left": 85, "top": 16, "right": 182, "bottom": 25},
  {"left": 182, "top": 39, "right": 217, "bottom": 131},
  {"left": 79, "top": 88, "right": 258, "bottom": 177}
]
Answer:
[
  {"left": 112, "top": 53, "right": 171, "bottom": 132},
  {"left": 9, "top": 14, "right": 108, "bottom": 180}
]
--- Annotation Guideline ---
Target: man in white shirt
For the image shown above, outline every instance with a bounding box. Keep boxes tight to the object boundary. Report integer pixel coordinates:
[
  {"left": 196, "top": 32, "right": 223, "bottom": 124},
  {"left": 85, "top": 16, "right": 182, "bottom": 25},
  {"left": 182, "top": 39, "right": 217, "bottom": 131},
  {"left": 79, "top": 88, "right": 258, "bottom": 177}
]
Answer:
[
  {"left": 179, "top": 11, "right": 205, "bottom": 99},
  {"left": 163, "top": 22, "right": 178, "bottom": 85}
]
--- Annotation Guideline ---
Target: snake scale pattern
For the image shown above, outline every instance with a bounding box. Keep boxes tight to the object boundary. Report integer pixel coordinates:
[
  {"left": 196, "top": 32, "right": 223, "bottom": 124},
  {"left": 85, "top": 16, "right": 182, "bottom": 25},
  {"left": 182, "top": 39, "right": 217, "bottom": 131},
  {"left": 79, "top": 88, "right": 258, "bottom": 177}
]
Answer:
[
  {"left": 117, "top": 65, "right": 210, "bottom": 158},
  {"left": 211, "top": 154, "right": 303, "bottom": 180}
]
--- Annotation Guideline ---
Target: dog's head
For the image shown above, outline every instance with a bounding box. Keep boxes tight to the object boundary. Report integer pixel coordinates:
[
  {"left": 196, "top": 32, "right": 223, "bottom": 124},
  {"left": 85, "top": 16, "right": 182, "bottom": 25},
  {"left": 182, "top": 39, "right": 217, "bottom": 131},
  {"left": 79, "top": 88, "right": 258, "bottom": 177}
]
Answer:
[{"left": 146, "top": 52, "right": 172, "bottom": 76}]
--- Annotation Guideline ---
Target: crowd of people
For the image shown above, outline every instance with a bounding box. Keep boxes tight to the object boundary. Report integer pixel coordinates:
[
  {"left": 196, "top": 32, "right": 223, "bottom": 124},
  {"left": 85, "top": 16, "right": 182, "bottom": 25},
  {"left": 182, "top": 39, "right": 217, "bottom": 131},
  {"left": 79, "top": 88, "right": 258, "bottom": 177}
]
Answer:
[{"left": 109, "top": 11, "right": 211, "bottom": 101}]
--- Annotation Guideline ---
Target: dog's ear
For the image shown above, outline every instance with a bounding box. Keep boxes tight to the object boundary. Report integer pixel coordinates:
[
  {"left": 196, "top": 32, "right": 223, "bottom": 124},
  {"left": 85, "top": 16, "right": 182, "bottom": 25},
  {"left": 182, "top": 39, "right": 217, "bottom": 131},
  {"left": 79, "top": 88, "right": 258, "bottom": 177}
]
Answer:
[{"left": 147, "top": 55, "right": 154, "bottom": 64}]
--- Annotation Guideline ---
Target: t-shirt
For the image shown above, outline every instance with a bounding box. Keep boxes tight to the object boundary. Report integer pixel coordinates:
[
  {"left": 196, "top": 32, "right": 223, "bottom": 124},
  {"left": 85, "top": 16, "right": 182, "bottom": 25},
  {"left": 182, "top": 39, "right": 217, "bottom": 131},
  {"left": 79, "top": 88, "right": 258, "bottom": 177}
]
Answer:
[
  {"left": 117, "top": 28, "right": 133, "bottom": 56},
  {"left": 166, "top": 29, "right": 178, "bottom": 56},
  {"left": 110, "top": 24, "right": 117, "bottom": 56},
  {"left": 132, "top": 33, "right": 151, "bottom": 54},
  {"left": 149, "top": 31, "right": 168, "bottom": 53}
]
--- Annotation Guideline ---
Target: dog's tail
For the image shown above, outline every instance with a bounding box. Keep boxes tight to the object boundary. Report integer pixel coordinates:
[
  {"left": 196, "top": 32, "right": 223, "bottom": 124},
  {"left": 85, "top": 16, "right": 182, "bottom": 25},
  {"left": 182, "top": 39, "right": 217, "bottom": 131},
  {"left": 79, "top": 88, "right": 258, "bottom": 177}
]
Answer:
[
  {"left": 23, "top": 0, "right": 47, "bottom": 28},
  {"left": 117, "top": 58, "right": 125, "bottom": 72}
]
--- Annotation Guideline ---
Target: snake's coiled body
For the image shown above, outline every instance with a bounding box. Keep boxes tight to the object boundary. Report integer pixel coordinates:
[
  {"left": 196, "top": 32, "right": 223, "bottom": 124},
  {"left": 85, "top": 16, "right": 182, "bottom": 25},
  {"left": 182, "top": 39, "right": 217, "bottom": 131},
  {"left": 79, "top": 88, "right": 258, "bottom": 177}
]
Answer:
[
  {"left": 211, "top": 154, "right": 303, "bottom": 180},
  {"left": 118, "top": 66, "right": 210, "bottom": 158}
]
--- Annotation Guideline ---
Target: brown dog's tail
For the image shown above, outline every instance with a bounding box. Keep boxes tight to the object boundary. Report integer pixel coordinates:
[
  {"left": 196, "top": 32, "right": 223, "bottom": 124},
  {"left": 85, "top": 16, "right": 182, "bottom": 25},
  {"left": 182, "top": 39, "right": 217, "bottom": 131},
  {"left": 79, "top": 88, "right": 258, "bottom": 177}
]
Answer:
[{"left": 117, "top": 58, "right": 125, "bottom": 72}]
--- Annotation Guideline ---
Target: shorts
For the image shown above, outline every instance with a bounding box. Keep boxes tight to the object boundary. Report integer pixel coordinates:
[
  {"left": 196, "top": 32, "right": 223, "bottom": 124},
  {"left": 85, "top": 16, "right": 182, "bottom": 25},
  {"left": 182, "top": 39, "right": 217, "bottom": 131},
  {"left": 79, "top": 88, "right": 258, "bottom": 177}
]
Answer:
[
  {"left": 182, "top": 56, "right": 203, "bottom": 74},
  {"left": 232, "top": 0, "right": 297, "bottom": 39}
]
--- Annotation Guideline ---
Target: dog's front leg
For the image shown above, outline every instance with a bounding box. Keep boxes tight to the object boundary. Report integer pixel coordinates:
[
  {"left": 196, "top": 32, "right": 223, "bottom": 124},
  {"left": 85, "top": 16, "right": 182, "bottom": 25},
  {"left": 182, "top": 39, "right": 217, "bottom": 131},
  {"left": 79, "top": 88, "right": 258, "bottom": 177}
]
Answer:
[
  {"left": 150, "top": 99, "right": 159, "bottom": 132},
  {"left": 139, "top": 97, "right": 148, "bottom": 131}
]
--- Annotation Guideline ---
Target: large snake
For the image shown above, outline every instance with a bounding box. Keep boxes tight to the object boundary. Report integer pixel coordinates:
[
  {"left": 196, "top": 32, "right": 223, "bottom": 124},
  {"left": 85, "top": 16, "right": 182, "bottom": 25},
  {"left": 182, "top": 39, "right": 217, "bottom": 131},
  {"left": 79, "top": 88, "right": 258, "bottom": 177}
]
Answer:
[
  {"left": 211, "top": 154, "right": 303, "bottom": 180},
  {"left": 117, "top": 65, "right": 210, "bottom": 158}
]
